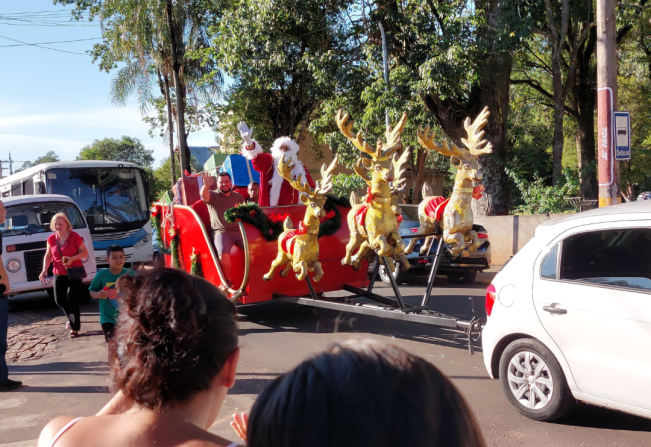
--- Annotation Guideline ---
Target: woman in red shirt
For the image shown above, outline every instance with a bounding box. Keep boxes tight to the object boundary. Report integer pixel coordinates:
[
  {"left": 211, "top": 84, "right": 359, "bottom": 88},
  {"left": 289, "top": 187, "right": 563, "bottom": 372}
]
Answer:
[{"left": 39, "top": 213, "right": 89, "bottom": 338}]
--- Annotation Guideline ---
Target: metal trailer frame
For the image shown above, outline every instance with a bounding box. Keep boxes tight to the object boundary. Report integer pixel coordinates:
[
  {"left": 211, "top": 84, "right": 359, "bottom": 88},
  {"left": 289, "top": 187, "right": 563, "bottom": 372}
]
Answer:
[{"left": 274, "top": 233, "right": 484, "bottom": 354}]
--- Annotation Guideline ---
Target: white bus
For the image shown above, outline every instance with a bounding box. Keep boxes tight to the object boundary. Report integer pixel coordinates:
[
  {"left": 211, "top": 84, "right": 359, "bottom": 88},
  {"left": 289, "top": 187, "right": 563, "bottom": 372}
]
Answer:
[{"left": 0, "top": 161, "right": 152, "bottom": 267}]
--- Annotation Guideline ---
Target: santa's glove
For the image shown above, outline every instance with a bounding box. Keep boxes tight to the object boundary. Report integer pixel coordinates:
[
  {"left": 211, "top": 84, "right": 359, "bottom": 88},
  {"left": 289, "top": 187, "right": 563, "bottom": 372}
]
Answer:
[{"left": 238, "top": 121, "right": 254, "bottom": 146}]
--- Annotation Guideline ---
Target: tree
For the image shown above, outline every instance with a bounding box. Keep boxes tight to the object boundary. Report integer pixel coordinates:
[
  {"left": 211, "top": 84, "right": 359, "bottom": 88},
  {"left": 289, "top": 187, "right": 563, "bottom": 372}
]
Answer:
[
  {"left": 17, "top": 151, "right": 61, "bottom": 172},
  {"left": 203, "top": 0, "right": 358, "bottom": 148},
  {"left": 56, "top": 0, "right": 221, "bottom": 174},
  {"left": 77, "top": 136, "right": 155, "bottom": 168}
]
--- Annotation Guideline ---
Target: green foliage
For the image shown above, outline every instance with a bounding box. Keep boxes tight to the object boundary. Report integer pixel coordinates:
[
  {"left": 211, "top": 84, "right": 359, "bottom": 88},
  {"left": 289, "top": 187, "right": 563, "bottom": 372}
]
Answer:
[
  {"left": 77, "top": 136, "right": 155, "bottom": 168},
  {"left": 17, "top": 151, "right": 61, "bottom": 172},
  {"left": 331, "top": 173, "right": 367, "bottom": 198},
  {"left": 507, "top": 168, "right": 579, "bottom": 214}
]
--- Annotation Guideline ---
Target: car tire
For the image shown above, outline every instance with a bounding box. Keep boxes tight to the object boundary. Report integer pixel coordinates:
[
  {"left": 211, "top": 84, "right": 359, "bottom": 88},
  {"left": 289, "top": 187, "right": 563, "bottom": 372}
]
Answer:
[
  {"left": 499, "top": 338, "right": 575, "bottom": 421},
  {"left": 447, "top": 271, "right": 477, "bottom": 285},
  {"left": 378, "top": 265, "right": 407, "bottom": 285}
]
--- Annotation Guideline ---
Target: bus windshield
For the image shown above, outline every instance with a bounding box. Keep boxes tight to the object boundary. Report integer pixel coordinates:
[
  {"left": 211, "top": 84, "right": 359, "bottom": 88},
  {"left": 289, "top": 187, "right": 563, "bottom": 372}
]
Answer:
[
  {"left": 1, "top": 201, "right": 86, "bottom": 237},
  {"left": 46, "top": 168, "right": 148, "bottom": 227}
]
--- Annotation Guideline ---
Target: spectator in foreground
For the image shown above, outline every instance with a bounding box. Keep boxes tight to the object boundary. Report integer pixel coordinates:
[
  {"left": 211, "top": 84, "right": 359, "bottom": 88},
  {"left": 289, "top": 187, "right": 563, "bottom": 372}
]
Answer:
[
  {"left": 39, "top": 213, "right": 89, "bottom": 339},
  {"left": 237, "top": 340, "right": 486, "bottom": 447},
  {"left": 0, "top": 199, "right": 21, "bottom": 392},
  {"left": 247, "top": 182, "right": 260, "bottom": 204},
  {"left": 37, "top": 268, "right": 242, "bottom": 447},
  {"left": 89, "top": 245, "right": 135, "bottom": 366}
]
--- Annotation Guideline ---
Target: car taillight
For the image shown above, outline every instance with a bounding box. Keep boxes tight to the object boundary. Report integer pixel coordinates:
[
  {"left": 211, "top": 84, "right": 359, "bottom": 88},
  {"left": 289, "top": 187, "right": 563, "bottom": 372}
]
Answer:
[
  {"left": 478, "top": 232, "right": 488, "bottom": 239},
  {"left": 410, "top": 228, "right": 419, "bottom": 233},
  {"left": 486, "top": 284, "right": 496, "bottom": 316}
]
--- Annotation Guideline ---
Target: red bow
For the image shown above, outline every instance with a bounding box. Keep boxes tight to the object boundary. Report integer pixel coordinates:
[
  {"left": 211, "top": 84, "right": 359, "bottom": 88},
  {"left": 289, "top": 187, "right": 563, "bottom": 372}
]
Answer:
[
  {"left": 296, "top": 221, "right": 308, "bottom": 235},
  {"left": 325, "top": 210, "right": 336, "bottom": 220},
  {"left": 269, "top": 212, "right": 290, "bottom": 223},
  {"left": 472, "top": 185, "right": 485, "bottom": 200},
  {"left": 396, "top": 214, "right": 403, "bottom": 224},
  {"left": 365, "top": 187, "right": 374, "bottom": 204}
]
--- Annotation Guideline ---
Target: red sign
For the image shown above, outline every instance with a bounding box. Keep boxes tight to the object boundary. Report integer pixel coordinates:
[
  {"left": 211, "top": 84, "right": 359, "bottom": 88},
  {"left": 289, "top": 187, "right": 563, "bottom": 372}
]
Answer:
[{"left": 597, "top": 87, "right": 614, "bottom": 187}]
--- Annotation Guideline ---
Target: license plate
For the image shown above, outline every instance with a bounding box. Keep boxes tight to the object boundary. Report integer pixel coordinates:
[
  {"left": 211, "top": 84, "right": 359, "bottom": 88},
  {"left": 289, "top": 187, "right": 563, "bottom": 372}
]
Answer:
[{"left": 42, "top": 276, "right": 54, "bottom": 286}]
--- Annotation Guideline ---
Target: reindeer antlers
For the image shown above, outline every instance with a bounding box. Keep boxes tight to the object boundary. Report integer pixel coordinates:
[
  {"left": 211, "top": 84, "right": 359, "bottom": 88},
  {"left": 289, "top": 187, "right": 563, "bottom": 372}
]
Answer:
[
  {"left": 417, "top": 106, "right": 493, "bottom": 159},
  {"left": 277, "top": 155, "right": 314, "bottom": 197},
  {"left": 315, "top": 155, "right": 339, "bottom": 197},
  {"left": 462, "top": 106, "right": 493, "bottom": 156},
  {"left": 336, "top": 109, "right": 408, "bottom": 161},
  {"left": 391, "top": 148, "right": 410, "bottom": 192},
  {"left": 277, "top": 154, "right": 339, "bottom": 198}
]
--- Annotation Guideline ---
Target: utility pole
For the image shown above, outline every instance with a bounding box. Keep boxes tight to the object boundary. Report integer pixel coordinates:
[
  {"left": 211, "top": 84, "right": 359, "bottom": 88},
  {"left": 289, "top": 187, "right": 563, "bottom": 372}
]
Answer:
[
  {"left": 378, "top": 21, "right": 391, "bottom": 135},
  {"left": 597, "top": 0, "right": 620, "bottom": 207}
]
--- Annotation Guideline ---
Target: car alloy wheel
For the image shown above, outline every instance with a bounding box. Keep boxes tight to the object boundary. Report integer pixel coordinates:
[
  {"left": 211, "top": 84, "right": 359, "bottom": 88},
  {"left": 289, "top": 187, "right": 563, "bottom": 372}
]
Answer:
[
  {"left": 507, "top": 351, "right": 554, "bottom": 410},
  {"left": 499, "top": 338, "right": 575, "bottom": 421}
]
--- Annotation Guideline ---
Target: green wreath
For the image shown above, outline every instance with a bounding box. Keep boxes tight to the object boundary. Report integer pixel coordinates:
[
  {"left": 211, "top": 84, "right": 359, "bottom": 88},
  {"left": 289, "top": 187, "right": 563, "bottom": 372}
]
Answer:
[
  {"left": 224, "top": 195, "right": 351, "bottom": 242},
  {"left": 151, "top": 209, "right": 171, "bottom": 255}
]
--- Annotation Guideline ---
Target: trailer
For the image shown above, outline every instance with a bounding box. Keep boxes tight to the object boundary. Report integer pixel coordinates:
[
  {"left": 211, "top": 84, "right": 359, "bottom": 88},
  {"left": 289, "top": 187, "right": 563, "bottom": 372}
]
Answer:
[{"left": 152, "top": 201, "right": 483, "bottom": 353}]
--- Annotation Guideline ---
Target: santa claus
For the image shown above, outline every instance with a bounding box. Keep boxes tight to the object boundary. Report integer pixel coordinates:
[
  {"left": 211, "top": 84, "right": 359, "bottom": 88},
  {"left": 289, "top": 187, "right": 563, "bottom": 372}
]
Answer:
[{"left": 238, "top": 121, "right": 315, "bottom": 207}]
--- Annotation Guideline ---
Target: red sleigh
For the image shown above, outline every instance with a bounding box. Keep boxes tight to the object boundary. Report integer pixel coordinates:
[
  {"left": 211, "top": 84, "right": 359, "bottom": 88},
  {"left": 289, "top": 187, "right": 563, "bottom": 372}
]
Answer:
[{"left": 152, "top": 202, "right": 368, "bottom": 304}]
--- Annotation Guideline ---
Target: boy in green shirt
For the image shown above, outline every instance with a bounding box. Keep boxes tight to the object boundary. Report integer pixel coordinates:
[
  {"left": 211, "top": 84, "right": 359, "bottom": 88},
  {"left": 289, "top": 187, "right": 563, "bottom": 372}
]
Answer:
[{"left": 89, "top": 245, "right": 135, "bottom": 364}]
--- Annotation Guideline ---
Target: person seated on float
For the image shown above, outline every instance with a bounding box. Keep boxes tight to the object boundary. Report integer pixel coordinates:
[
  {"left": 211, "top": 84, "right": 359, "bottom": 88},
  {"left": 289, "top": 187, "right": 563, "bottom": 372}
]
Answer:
[
  {"left": 37, "top": 268, "right": 242, "bottom": 447},
  {"left": 200, "top": 171, "right": 244, "bottom": 293},
  {"left": 192, "top": 175, "right": 217, "bottom": 231},
  {"left": 246, "top": 182, "right": 260, "bottom": 204},
  {"left": 231, "top": 339, "right": 486, "bottom": 447}
]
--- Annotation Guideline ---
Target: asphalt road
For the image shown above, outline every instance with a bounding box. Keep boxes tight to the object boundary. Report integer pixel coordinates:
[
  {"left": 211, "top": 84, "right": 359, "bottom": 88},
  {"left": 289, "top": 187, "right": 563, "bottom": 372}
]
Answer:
[{"left": 4, "top": 271, "right": 651, "bottom": 447}]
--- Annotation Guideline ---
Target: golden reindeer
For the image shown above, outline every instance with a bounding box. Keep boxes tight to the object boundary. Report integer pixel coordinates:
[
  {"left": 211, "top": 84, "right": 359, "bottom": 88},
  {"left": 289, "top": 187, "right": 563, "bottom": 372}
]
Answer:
[
  {"left": 264, "top": 154, "right": 339, "bottom": 282},
  {"left": 405, "top": 107, "right": 493, "bottom": 256},
  {"left": 336, "top": 110, "right": 410, "bottom": 272}
]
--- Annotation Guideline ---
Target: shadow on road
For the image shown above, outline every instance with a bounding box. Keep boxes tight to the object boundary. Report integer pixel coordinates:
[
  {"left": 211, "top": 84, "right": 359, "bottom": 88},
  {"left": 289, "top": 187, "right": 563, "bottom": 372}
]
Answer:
[
  {"left": 555, "top": 403, "right": 651, "bottom": 432},
  {"left": 15, "top": 385, "right": 110, "bottom": 394},
  {"left": 10, "top": 361, "right": 109, "bottom": 375}
]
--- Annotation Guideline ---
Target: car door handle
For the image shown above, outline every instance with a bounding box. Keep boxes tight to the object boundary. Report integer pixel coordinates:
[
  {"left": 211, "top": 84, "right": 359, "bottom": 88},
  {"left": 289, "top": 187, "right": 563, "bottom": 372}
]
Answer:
[{"left": 543, "top": 305, "right": 567, "bottom": 315}]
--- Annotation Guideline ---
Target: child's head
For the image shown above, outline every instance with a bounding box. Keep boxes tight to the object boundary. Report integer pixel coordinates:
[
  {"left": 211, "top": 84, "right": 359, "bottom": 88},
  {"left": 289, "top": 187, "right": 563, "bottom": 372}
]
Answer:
[
  {"left": 106, "top": 245, "right": 126, "bottom": 269},
  {"left": 248, "top": 340, "right": 486, "bottom": 447}
]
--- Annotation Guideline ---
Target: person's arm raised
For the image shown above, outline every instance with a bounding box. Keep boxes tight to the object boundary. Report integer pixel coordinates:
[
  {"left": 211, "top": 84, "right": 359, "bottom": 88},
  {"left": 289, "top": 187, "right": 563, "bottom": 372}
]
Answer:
[{"left": 200, "top": 171, "right": 212, "bottom": 203}]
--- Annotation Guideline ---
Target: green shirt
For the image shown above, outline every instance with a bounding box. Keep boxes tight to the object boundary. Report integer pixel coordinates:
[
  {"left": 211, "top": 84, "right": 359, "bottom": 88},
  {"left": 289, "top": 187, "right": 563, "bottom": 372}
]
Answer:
[{"left": 90, "top": 268, "right": 136, "bottom": 325}]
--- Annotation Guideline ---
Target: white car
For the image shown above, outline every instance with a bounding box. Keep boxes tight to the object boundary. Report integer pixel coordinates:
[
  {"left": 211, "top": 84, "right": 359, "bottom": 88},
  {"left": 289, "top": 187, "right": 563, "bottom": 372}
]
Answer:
[
  {"left": 1, "top": 195, "right": 97, "bottom": 297},
  {"left": 482, "top": 200, "right": 651, "bottom": 422}
]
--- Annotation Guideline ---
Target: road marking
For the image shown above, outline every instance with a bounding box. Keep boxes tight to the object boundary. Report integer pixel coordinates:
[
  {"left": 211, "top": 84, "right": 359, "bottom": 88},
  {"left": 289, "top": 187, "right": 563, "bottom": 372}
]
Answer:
[
  {"left": 0, "top": 398, "right": 23, "bottom": 410},
  {"left": 0, "top": 414, "right": 42, "bottom": 430}
]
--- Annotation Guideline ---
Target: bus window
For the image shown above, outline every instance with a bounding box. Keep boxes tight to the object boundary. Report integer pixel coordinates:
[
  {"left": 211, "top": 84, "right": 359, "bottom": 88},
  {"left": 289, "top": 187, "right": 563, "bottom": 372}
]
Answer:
[
  {"left": 35, "top": 182, "right": 46, "bottom": 194},
  {"left": 11, "top": 183, "right": 21, "bottom": 197},
  {"left": 22, "top": 178, "right": 34, "bottom": 195}
]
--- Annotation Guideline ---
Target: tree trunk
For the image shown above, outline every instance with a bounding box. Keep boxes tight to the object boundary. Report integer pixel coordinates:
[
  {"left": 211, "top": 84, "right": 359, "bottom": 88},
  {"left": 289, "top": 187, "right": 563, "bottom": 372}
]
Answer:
[
  {"left": 410, "top": 147, "right": 428, "bottom": 204},
  {"left": 165, "top": 0, "right": 190, "bottom": 174},
  {"left": 163, "top": 74, "right": 177, "bottom": 185},
  {"left": 551, "top": 45, "right": 565, "bottom": 185}
]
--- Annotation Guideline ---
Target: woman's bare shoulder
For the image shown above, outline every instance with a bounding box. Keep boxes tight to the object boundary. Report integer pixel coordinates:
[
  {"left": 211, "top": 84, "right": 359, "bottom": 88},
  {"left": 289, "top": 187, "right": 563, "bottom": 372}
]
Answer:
[{"left": 36, "top": 416, "right": 77, "bottom": 447}]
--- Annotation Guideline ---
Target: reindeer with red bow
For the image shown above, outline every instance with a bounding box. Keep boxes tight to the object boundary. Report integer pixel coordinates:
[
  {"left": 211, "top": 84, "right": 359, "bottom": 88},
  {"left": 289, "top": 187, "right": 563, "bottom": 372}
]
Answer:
[
  {"left": 263, "top": 154, "right": 339, "bottom": 282},
  {"left": 405, "top": 107, "right": 493, "bottom": 256},
  {"left": 336, "top": 110, "right": 411, "bottom": 272}
]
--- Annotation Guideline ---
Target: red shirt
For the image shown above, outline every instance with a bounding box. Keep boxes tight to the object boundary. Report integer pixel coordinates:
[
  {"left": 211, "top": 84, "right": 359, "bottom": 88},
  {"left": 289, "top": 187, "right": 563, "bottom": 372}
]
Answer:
[{"left": 47, "top": 231, "right": 84, "bottom": 276}]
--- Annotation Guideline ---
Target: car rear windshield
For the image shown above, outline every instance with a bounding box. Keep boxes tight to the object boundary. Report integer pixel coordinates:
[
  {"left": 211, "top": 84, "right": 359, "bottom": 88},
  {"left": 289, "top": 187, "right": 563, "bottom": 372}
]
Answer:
[{"left": 1, "top": 202, "right": 86, "bottom": 237}]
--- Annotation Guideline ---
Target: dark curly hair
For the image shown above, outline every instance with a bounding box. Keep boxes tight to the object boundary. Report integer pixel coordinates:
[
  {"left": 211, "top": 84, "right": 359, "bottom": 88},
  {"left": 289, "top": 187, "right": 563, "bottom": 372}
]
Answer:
[
  {"left": 112, "top": 268, "right": 238, "bottom": 410},
  {"left": 248, "top": 340, "right": 486, "bottom": 447}
]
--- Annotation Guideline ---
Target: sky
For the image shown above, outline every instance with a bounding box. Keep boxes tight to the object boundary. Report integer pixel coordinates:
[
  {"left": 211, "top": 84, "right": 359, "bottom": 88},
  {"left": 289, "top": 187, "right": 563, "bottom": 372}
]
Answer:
[{"left": 0, "top": 0, "right": 219, "bottom": 175}]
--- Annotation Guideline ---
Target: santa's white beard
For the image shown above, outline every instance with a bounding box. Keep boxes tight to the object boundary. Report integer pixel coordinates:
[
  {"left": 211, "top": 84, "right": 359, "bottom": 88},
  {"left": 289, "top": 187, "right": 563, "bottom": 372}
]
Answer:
[{"left": 269, "top": 147, "right": 306, "bottom": 206}]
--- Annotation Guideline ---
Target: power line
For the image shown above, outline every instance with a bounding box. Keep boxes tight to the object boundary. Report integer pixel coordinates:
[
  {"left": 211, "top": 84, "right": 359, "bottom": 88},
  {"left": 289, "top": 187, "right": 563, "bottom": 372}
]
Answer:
[
  {"left": 0, "top": 37, "right": 100, "bottom": 48},
  {"left": 0, "top": 34, "right": 89, "bottom": 55}
]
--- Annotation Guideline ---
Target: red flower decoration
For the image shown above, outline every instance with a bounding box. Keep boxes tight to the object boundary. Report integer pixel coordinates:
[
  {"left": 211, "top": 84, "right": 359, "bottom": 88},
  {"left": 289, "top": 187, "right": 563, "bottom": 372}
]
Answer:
[
  {"left": 472, "top": 185, "right": 485, "bottom": 200},
  {"left": 325, "top": 210, "right": 336, "bottom": 220},
  {"left": 249, "top": 210, "right": 257, "bottom": 216},
  {"left": 396, "top": 214, "right": 403, "bottom": 224}
]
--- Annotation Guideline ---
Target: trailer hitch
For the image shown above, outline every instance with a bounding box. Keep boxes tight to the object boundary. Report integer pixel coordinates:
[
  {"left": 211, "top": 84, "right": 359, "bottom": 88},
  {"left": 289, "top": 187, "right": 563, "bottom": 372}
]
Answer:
[{"left": 457, "top": 298, "right": 483, "bottom": 355}]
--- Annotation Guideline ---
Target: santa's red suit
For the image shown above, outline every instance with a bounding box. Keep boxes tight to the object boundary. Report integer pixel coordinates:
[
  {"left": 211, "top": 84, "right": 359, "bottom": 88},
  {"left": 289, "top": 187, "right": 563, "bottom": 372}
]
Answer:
[{"left": 242, "top": 137, "right": 315, "bottom": 207}]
